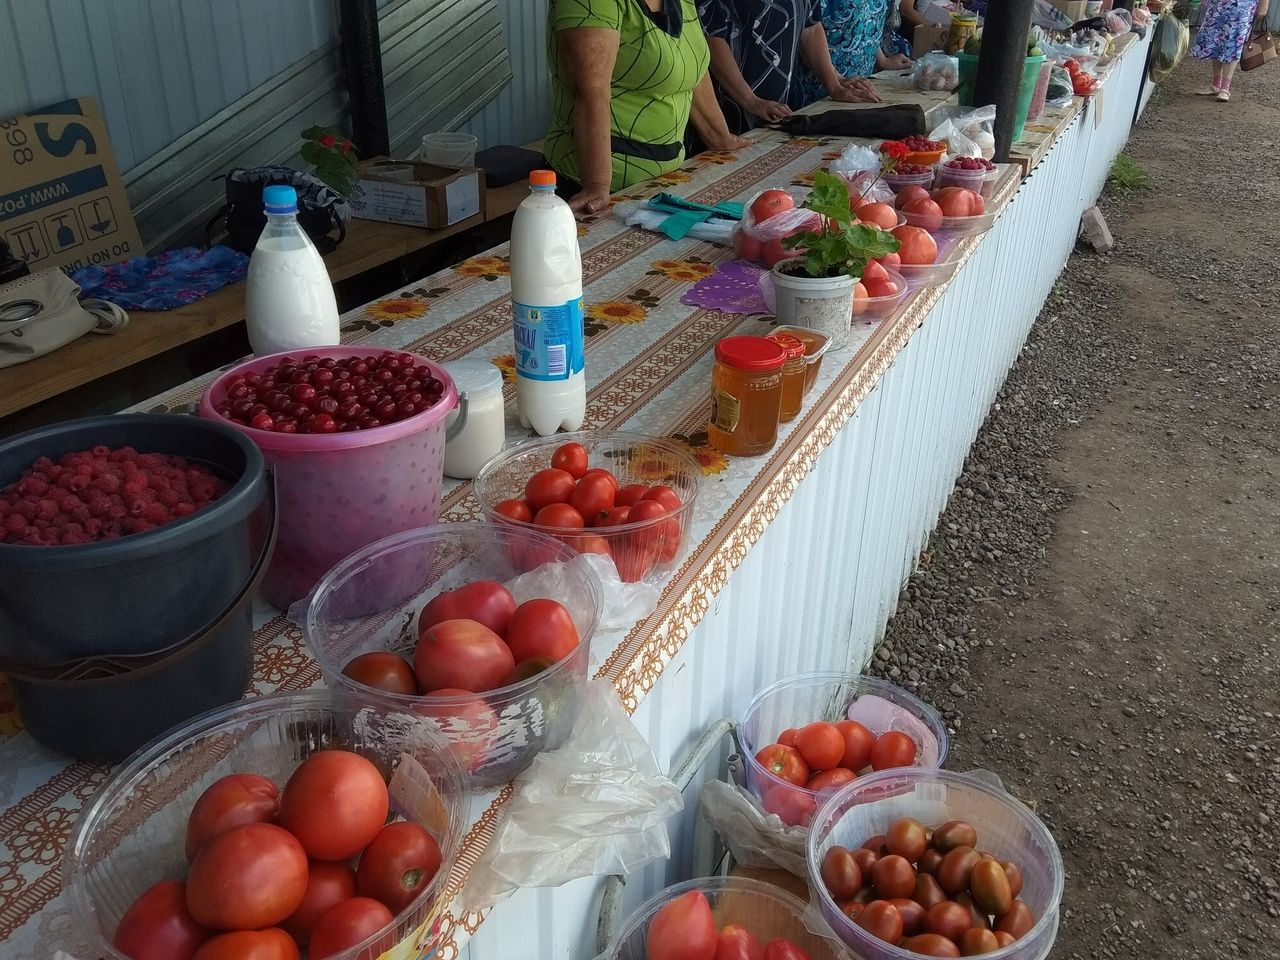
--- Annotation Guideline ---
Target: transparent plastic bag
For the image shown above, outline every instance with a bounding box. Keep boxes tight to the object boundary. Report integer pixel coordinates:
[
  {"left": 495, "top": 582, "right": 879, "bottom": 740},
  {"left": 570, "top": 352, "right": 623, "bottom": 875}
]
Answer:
[
  {"left": 699, "top": 779, "right": 810, "bottom": 877},
  {"left": 731, "top": 188, "right": 824, "bottom": 267},
  {"left": 929, "top": 104, "right": 996, "bottom": 160},
  {"left": 911, "top": 52, "right": 960, "bottom": 91},
  {"left": 1151, "top": 15, "right": 1189, "bottom": 83},
  {"left": 1046, "top": 65, "right": 1074, "bottom": 107},
  {"left": 828, "top": 143, "right": 880, "bottom": 179},
  {"left": 1105, "top": 8, "right": 1132, "bottom": 34}
]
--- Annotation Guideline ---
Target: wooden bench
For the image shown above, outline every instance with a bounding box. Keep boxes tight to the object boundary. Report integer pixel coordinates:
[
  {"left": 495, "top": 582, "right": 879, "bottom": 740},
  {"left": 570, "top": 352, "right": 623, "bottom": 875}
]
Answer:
[{"left": 0, "top": 181, "right": 526, "bottom": 422}]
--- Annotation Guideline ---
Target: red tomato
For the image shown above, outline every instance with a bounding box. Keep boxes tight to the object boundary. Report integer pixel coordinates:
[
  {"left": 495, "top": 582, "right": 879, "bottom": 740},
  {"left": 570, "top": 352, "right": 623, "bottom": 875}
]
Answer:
[
  {"left": 642, "top": 485, "right": 682, "bottom": 512},
  {"left": 627, "top": 498, "right": 669, "bottom": 554},
  {"left": 185, "top": 823, "right": 308, "bottom": 930},
  {"left": 534, "top": 502, "right": 585, "bottom": 528},
  {"left": 924, "top": 900, "right": 971, "bottom": 941},
  {"left": 414, "top": 618, "right": 515, "bottom": 693},
  {"left": 891, "top": 226, "right": 938, "bottom": 265},
  {"left": 569, "top": 474, "right": 616, "bottom": 519},
  {"left": 184, "top": 774, "right": 280, "bottom": 862},
  {"left": 613, "top": 545, "right": 657, "bottom": 583},
  {"left": 505, "top": 598, "right": 580, "bottom": 664},
  {"left": 899, "top": 933, "right": 961, "bottom": 957},
  {"left": 550, "top": 442, "right": 588, "bottom": 479},
  {"left": 760, "top": 237, "right": 790, "bottom": 269},
  {"left": 903, "top": 197, "right": 943, "bottom": 232},
  {"left": 615, "top": 483, "right": 649, "bottom": 507},
  {"left": 877, "top": 251, "right": 902, "bottom": 269},
  {"left": 777, "top": 728, "right": 800, "bottom": 748},
  {"left": 493, "top": 498, "right": 534, "bottom": 523},
  {"left": 716, "top": 923, "right": 764, "bottom": 960},
  {"left": 417, "top": 690, "right": 499, "bottom": 771},
  {"left": 835, "top": 720, "right": 874, "bottom": 772},
  {"left": 342, "top": 652, "right": 419, "bottom": 696},
  {"left": 278, "top": 751, "right": 390, "bottom": 862},
  {"left": 750, "top": 189, "right": 795, "bottom": 223},
  {"left": 754, "top": 744, "right": 809, "bottom": 786},
  {"left": 807, "top": 767, "right": 855, "bottom": 791},
  {"left": 734, "top": 229, "right": 763, "bottom": 263},
  {"left": 869, "top": 731, "right": 917, "bottom": 770},
  {"left": 863, "top": 278, "right": 899, "bottom": 298},
  {"left": 894, "top": 184, "right": 931, "bottom": 209},
  {"left": 795, "top": 722, "right": 845, "bottom": 771},
  {"left": 524, "top": 468, "right": 576, "bottom": 510},
  {"left": 113, "top": 880, "right": 211, "bottom": 960},
  {"left": 308, "top": 898, "right": 394, "bottom": 960},
  {"left": 573, "top": 533, "right": 612, "bottom": 556},
  {"left": 356, "top": 821, "right": 442, "bottom": 914},
  {"left": 281, "top": 861, "right": 355, "bottom": 946},
  {"left": 762, "top": 940, "right": 811, "bottom": 960},
  {"left": 762, "top": 783, "right": 817, "bottom": 826},
  {"left": 857, "top": 202, "right": 898, "bottom": 231},
  {"left": 418, "top": 580, "right": 517, "bottom": 637},
  {"left": 890, "top": 898, "right": 926, "bottom": 936},
  {"left": 646, "top": 890, "right": 717, "bottom": 960},
  {"left": 852, "top": 281, "right": 870, "bottom": 316},
  {"left": 932, "top": 186, "right": 984, "bottom": 217},
  {"left": 857, "top": 901, "right": 904, "bottom": 945},
  {"left": 594, "top": 505, "right": 631, "bottom": 528},
  {"left": 580, "top": 467, "right": 619, "bottom": 495},
  {"left": 862, "top": 259, "right": 891, "bottom": 285},
  {"left": 191, "top": 929, "right": 299, "bottom": 960}
]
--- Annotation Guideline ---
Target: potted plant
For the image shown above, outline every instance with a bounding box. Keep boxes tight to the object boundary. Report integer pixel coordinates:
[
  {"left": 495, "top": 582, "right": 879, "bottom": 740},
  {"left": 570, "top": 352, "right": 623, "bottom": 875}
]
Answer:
[
  {"left": 301, "top": 126, "right": 360, "bottom": 197},
  {"left": 772, "top": 170, "right": 900, "bottom": 348}
]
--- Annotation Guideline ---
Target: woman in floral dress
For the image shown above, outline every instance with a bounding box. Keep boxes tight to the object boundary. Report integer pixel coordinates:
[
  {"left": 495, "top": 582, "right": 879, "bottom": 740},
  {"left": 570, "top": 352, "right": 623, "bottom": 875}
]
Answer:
[
  {"left": 1191, "top": 0, "right": 1270, "bottom": 101},
  {"left": 795, "top": 0, "right": 913, "bottom": 106}
]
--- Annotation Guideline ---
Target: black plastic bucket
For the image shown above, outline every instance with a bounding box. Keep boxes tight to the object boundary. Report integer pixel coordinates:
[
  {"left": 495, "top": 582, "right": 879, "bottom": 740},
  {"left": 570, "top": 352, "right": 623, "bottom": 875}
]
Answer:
[
  {"left": 1, "top": 484, "right": 277, "bottom": 761},
  {"left": 0, "top": 414, "right": 268, "bottom": 666}
]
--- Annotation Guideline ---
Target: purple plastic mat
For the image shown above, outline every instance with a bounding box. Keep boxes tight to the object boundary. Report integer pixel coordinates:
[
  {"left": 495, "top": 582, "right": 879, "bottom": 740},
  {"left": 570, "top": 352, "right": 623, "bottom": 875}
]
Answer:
[{"left": 681, "top": 260, "right": 771, "bottom": 315}]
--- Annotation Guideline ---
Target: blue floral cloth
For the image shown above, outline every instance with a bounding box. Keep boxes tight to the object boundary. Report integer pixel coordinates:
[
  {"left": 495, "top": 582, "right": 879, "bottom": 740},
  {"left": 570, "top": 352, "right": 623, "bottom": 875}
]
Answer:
[
  {"left": 796, "top": 0, "right": 891, "bottom": 106},
  {"left": 1190, "top": 0, "right": 1260, "bottom": 61},
  {"left": 71, "top": 245, "right": 248, "bottom": 311}
]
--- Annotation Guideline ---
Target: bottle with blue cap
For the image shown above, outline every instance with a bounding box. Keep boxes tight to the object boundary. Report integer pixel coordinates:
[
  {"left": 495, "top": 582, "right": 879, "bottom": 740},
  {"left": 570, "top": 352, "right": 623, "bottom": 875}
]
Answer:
[{"left": 245, "top": 184, "right": 340, "bottom": 356}]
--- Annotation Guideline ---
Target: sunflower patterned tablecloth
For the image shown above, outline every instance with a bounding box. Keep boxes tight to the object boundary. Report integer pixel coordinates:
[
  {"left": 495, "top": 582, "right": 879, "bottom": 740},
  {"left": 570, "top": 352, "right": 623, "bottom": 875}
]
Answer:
[{"left": 0, "top": 132, "right": 1023, "bottom": 958}]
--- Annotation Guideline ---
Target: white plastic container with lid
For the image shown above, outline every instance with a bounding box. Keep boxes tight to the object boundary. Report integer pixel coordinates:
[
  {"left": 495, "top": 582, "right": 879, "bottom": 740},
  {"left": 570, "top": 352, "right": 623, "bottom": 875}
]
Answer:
[
  {"left": 244, "top": 184, "right": 340, "bottom": 356},
  {"left": 509, "top": 170, "right": 586, "bottom": 436},
  {"left": 442, "top": 358, "right": 506, "bottom": 479}
]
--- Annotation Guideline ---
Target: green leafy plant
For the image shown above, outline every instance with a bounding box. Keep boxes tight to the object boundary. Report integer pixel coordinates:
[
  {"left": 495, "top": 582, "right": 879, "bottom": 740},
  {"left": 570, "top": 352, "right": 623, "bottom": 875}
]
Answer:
[
  {"left": 781, "top": 170, "right": 900, "bottom": 279},
  {"left": 1108, "top": 153, "right": 1151, "bottom": 194},
  {"left": 301, "top": 126, "right": 359, "bottom": 196}
]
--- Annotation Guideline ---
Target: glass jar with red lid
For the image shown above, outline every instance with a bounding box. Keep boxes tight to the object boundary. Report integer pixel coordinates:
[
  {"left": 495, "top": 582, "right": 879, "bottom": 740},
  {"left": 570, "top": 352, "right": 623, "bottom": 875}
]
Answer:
[
  {"left": 708, "top": 336, "right": 786, "bottom": 457},
  {"left": 767, "top": 333, "right": 808, "bottom": 423}
]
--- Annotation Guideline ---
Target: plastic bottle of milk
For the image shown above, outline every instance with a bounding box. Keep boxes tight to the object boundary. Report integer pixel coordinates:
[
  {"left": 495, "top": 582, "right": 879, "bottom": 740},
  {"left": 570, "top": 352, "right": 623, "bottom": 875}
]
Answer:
[
  {"left": 245, "top": 185, "right": 341, "bottom": 356},
  {"left": 510, "top": 170, "right": 586, "bottom": 435}
]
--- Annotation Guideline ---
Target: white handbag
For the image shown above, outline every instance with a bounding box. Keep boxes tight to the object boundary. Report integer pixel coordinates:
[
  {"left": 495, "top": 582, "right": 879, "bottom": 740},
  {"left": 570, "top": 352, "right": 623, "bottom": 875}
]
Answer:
[{"left": 0, "top": 269, "right": 128, "bottom": 368}]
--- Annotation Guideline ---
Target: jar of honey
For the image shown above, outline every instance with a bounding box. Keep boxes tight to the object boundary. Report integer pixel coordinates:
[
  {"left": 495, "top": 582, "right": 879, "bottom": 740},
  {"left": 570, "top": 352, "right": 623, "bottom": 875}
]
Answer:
[
  {"left": 708, "top": 336, "right": 786, "bottom": 457},
  {"left": 768, "top": 333, "right": 808, "bottom": 423}
]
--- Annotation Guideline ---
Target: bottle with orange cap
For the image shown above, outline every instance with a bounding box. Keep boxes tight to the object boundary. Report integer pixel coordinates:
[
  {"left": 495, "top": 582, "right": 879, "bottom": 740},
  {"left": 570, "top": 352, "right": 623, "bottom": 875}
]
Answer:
[{"left": 510, "top": 169, "right": 586, "bottom": 436}]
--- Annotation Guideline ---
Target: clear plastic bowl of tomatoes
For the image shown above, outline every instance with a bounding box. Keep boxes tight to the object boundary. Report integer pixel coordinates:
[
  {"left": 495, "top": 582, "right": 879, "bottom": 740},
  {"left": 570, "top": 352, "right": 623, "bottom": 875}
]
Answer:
[
  {"left": 473, "top": 431, "right": 702, "bottom": 586},
  {"left": 893, "top": 237, "right": 965, "bottom": 288},
  {"left": 807, "top": 768, "right": 1064, "bottom": 960},
  {"left": 296, "top": 522, "right": 603, "bottom": 789},
  {"left": 600, "top": 875, "right": 850, "bottom": 960},
  {"left": 740, "top": 672, "right": 948, "bottom": 829},
  {"left": 65, "top": 690, "right": 470, "bottom": 960},
  {"left": 857, "top": 265, "right": 912, "bottom": 322}
]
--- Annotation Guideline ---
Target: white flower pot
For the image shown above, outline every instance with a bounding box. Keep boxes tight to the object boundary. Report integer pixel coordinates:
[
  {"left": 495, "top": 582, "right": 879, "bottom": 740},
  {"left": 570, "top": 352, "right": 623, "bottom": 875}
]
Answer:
[{"left": 771, "top": 259, "right": 857, "bottom": 349}]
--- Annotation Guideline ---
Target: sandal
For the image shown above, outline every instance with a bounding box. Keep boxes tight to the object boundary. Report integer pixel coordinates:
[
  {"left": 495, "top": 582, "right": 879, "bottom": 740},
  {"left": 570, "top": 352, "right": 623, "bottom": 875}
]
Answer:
[{"left": 1216, "top": 88, "right": 1231, "bottom": 101}]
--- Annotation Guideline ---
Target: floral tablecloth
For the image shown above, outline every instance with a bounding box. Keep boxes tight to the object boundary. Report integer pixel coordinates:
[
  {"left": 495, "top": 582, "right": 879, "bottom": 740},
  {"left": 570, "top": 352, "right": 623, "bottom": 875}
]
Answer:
[{"left": 0, "top": 131, "right": 1022, "bottom": 958}]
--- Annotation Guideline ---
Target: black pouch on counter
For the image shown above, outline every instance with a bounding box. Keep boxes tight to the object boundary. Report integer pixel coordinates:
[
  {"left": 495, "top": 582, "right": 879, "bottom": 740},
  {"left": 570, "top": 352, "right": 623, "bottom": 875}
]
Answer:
[
  {"left": 206, "top": 166, "right": 349, "bottom": 254},
  {"left": 476, "top": 146, "right": 546, "bottom": 187},
  {"left": 772, "top": 105, "right": 927, "bottom": 140}
]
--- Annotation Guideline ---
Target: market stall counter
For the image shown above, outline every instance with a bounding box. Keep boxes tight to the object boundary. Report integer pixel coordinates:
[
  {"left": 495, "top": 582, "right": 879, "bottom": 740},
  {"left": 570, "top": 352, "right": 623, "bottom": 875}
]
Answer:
[{"left": 0, "top": 25, "right": 1155, "bottom": 960}]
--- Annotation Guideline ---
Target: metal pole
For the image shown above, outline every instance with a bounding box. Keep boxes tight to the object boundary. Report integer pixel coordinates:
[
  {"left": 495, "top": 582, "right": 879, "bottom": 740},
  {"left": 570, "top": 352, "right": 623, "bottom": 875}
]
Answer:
[
  {"left": 338, "top": 0, "right": 390, "bottom": 157},
  {"left": 972, "top": 0, "right": 1036, "bottom": 162}
]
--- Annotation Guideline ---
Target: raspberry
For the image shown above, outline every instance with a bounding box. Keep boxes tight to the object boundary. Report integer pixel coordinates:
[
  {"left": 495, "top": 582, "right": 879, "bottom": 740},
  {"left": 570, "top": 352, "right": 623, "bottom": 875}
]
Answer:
[
  {"left": 87, "top": 495, "right": 113, "bottom": 519},
  {"left": 71, "top": 505, "right": 91, "bottom": 524},
  {"left": 91, "top": 445, "right": 111, "bottom": 458},
  {"left": 91, "top": 473, "right": 121, "bottom": 494},
  {"left": 107, "top": 503, "right": 127, "bottom": 522},
  {"left": 101, "top": 521, "right": 123, "bottom": 539},
  {"left": 142, "top": 502, "right": 170, "bottom": 525},
  {"left": 14, "top": 499, "right": 37, "bottom": 520},
  {"left": 17, "top": 476, "right": 49, "bottom": 497},
  {"left": 156, "top": 487, "right": 181, "bottom": 507},
  {"left": 173, "top": 502, "right": 197, "bottom": 518},
  {"left": 83, "top": 518, "right": 103, "bottom": 537},
  {"left": 5, "top": 514, "right": 28, "bottom": 536}
]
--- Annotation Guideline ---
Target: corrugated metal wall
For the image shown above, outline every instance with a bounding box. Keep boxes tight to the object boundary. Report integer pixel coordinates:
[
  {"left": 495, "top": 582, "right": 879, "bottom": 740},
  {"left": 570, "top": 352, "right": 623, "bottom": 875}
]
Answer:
[{"left": 0, "top": 0, "right": 549, "bottom": 176}]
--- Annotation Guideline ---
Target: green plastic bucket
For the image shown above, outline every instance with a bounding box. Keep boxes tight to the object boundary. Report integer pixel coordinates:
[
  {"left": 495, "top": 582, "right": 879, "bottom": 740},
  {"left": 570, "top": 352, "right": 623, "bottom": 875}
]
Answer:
[{"left": 957, "top": 53, "right": 1047, "bottom": 144}]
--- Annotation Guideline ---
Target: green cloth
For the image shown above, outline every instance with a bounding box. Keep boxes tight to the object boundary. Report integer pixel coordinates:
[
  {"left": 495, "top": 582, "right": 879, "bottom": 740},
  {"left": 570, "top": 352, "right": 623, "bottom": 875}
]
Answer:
[{"left": 545, "top": 0, "right": 710, "bottom": 190}]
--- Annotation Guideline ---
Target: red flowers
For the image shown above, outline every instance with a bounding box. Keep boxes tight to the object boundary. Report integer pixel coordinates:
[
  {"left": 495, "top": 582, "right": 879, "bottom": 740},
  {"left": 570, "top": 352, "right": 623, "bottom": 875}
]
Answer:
[
  {"left": 319, "top": 133, "right": 337, "bottom": 148},
  {"left": 879, "top": 140, "right": 910, "bottom": 161}
]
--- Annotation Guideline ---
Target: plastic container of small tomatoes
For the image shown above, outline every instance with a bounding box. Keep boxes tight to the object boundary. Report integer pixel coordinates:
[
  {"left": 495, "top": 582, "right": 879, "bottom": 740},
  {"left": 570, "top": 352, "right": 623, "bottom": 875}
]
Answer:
[
  {"left": 807, "top": 768, "right": 1064, "bottom": 960},
  {"left": 295, "top": 522, "right": 602, "bottom": 789},
  {"left": 473, "top": 431, "right": 702, "bottom": 585},
  {"left": 65, "top": 690, "right": 470, "bottom": 960},
  {"left": 601, "top": 876, "right": 850, "bottom": 960},
  {"left": 740, "top": 672, "right": 948, "bottom": 829}
]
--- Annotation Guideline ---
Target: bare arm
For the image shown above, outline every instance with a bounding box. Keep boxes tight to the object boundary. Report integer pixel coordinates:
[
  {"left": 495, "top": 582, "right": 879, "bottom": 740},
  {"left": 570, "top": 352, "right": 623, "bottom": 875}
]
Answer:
[
  {"left": 557, "top": 27, "right": 619, "bottom": 213},
  {"left": 799, "top": 23, "right": 881, "bottom": 102},
  {"left": 688, "top": 71, "right": 750, "bottom": 150},
  {"left": 899, "top": 0, "right": 926, "bottom": 29},
  {"left": 706, "top": 35, "right": 793, "bottom": 122}
]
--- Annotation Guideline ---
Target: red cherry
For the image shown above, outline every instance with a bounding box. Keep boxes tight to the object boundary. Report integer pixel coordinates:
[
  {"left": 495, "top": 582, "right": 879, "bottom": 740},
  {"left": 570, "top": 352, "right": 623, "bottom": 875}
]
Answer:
[
  {"left": 249, "top": 413, "right": 275, "bottom": 431},
  {"left": 310, "top": 413, "right": 337, "bottom": 433},
  {"left": 291, "top": 383, "right": 317, "bottom": 403}
]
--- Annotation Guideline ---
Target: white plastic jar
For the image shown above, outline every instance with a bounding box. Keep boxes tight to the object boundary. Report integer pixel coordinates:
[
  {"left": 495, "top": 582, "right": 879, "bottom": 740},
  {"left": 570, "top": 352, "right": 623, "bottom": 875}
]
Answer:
[{"left": 442, "top": 359, "right": 506, "bottom": 479}]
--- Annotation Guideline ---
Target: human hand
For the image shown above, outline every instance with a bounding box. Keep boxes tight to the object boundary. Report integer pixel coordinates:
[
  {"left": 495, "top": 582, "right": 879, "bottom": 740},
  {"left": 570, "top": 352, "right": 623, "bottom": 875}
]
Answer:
[
  {"left": 830, "top": 77, "right": 881, "bottom": 103},
  {"left": 567, "top": 183, "right": 612, "bottom": 215},
  {"left": 703, "top": 131, "right": 752, "bottom": 151},
  {"left": 883, "top": 53, "right": 913, "bottom": 70},
  {"left": 746, "top": 97, "right": 793, "bottom": 122}
]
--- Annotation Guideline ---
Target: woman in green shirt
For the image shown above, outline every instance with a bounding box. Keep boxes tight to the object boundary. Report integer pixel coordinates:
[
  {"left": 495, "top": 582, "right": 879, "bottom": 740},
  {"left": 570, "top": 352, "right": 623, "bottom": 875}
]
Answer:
[{"left": 546, "top": 0, "right": 747, "bottom": 214}]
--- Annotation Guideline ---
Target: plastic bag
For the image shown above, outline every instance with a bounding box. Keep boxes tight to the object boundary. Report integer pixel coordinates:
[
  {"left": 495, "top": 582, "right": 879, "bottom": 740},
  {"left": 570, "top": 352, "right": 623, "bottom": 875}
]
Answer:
[
  {"left": 613, "top": 200, "right": 736, "bottom": 245},
  {"left": 459, "top": 679, "right": 684, "bottom": 912},
  {"left": 828, "top": 143, "right": 880, "bottom": 179},
  {"left": 699, "top": 780, "right": 810, "bottom": 877},
  {"left": 910, "top": 52, "right": 960, "bottom": 92},
  {"left": 1150, "top": 15, "right": 1189, "bottom": 83},
  {"left": 1046, "top": 65, "right": 1074, "bottom": 106},
  {"left": 1105, "top": 8, "right": 1131, "bottom": 35},
  {"left": 731, "top": 188, "right": 824, "bottom": 267},
  {"left": 929, "top": 104, "right": 996, "bottom": 160}
]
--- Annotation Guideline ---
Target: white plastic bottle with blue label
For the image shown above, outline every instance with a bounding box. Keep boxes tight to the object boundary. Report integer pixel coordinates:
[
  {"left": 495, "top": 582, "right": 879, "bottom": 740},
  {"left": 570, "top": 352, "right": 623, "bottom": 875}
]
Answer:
[{"left": 510, "top": 170, "right": 586, "bottom": 435}]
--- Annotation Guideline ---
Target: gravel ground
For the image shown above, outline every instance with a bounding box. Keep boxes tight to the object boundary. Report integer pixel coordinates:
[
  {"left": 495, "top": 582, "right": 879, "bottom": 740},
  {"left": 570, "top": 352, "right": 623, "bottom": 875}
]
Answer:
[{"left": 867, "top": 60, "right": 1280, "bottom": 959}]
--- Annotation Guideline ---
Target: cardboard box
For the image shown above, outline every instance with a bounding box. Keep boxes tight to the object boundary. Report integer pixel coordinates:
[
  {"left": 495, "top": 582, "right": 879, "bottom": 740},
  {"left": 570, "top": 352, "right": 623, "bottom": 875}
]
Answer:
[
  {"left": 1049, "top": 0, "right": 1088, "bottom": 20},
  {"left": 0, "top": 97, "right": 142, "bottom": 272},
  {"left": 913, "top": 23, "right": 951, "bottom": 56},
  {"left": 350, "top": 159, "right": 485, "bottom": 229}
]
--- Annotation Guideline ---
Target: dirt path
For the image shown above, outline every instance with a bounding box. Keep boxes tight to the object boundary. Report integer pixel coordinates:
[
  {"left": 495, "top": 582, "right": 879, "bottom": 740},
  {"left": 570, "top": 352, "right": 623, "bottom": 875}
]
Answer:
[{"left": 870, "top": 59, "right": 1280, "bottom": 959}]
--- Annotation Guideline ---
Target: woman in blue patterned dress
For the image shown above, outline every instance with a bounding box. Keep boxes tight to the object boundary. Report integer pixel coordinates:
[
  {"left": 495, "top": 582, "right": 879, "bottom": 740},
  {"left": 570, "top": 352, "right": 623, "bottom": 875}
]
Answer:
[
  {"left": 796, "top": 0, "right": 913, "bottom": 106},
  {"left": 1191, "top": 0, "right": 1270, "bottom": 100}
]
